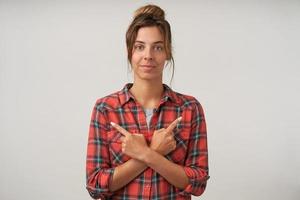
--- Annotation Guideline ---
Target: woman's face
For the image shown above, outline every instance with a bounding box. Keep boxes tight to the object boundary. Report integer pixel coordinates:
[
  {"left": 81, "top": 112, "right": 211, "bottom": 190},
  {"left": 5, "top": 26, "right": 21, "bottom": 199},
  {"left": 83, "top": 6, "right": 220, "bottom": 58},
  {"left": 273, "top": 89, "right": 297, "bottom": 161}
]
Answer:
[{"left": 131, "top": 26, "right": 167, "bottom": 82}]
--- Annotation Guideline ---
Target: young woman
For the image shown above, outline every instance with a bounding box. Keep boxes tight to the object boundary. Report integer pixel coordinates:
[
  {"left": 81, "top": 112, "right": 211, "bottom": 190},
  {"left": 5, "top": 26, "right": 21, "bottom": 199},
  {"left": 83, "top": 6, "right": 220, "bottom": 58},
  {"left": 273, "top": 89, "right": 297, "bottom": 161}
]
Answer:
[{"left": 86, "top": 4, "right": 209, "bottom": 200}]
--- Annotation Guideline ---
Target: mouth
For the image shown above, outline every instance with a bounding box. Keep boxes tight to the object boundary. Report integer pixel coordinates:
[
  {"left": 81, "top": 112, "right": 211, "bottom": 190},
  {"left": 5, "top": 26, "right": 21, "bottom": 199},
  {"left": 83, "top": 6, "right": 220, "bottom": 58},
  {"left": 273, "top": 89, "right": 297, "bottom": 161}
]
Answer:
[{"left": 140, "top": 65, "right": 155, "bottom": 68}]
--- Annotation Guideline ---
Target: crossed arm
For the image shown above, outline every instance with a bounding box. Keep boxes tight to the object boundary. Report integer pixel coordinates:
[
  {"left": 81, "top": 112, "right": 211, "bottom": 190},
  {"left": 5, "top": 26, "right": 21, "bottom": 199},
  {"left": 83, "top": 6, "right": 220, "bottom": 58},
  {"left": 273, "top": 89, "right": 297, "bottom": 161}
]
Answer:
[{"left": 109, "top": 117, "right": 189, "bottom": 192}]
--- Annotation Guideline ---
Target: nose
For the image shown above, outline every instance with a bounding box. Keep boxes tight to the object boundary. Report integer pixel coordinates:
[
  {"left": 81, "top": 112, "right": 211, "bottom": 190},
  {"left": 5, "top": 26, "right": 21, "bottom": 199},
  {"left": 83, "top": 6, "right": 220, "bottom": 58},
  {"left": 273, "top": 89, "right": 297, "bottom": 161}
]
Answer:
[{"left": 143, "top": 48, "right": 153, "bottom": 61}]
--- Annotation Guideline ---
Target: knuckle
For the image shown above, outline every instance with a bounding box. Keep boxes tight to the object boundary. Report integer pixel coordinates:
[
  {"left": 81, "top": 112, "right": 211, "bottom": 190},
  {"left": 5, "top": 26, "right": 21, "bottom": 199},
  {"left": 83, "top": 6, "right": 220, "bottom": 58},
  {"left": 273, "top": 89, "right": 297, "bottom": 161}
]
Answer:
[{"left": 167, "top": 136, "right": 174, "bottom": 141}]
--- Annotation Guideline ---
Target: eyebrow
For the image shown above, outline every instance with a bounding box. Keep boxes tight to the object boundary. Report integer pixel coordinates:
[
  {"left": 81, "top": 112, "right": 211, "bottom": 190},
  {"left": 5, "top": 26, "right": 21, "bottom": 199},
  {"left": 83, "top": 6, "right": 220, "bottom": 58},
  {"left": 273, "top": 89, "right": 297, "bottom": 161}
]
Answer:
[{"left": 135, "top": 40, "right": 164, "bottom": 44}]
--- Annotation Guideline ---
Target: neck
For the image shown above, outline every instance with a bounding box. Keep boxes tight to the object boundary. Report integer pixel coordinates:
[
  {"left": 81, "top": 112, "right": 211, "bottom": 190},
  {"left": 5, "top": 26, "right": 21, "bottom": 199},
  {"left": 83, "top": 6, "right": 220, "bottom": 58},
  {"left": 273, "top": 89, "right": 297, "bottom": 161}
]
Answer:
[{"left": 130, "top": 79, "right": 164, "bottom": 109}]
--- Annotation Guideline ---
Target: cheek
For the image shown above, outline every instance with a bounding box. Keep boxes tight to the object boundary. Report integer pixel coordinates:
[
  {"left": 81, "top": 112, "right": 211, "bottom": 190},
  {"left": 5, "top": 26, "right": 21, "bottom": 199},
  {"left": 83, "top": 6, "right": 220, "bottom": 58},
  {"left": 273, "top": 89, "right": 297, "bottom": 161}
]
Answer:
[
  {"left": 131, "top": 53, "right": 141, "bottom": 65},
  {"left": 157, "top": 51, "right": 167, "bottom": 60},
  {"left": 130, "top": 55, "right": 142, "bottom": 72},
  {"left": 157, "top": 54, "right": 167, "bottom": 64}
]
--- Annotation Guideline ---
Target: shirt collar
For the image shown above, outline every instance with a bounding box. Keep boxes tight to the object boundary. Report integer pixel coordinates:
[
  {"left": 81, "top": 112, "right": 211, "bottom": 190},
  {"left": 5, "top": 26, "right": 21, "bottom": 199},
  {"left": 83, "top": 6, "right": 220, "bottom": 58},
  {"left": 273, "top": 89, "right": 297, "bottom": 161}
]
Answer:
[{"left": 119, "top": 83, "right": 182, "bottom": 107}]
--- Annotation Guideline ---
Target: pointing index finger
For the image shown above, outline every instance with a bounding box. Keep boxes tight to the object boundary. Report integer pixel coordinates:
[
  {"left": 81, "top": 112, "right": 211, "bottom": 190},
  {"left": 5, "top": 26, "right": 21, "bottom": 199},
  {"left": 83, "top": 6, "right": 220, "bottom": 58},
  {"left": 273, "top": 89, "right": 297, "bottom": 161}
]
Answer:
[
  {"left": 166, "top": 117, "right": 182, "bottom": 133},
  {"left": 110, "top": 122, "right": 130, "bottom": 137}
]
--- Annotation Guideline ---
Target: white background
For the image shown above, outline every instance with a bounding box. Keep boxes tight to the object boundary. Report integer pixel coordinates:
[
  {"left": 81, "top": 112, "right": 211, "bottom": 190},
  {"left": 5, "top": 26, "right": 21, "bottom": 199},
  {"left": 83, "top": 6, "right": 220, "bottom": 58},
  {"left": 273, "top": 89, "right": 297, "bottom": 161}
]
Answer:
[{"left": 1, "top": 0, "right": 300, "bottom": 199}]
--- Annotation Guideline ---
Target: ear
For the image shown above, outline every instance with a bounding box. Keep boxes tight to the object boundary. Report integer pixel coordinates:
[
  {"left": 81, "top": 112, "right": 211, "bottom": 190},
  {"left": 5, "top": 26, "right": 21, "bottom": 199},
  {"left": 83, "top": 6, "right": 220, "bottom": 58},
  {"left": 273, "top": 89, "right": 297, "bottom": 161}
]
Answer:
[
  {"left": 127, "top": 62, "right": 133, "bottom": 72},
  {"left": 164, "top": 60, "right": 169, "bottom": 68}
]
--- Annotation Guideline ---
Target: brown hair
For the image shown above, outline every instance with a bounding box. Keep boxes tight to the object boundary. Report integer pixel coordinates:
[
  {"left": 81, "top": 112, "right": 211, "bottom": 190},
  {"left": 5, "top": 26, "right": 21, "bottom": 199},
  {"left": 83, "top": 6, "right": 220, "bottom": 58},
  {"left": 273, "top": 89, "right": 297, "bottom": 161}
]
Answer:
[{"left": 126, "top": 4, "right": 175, "bottom": 82}]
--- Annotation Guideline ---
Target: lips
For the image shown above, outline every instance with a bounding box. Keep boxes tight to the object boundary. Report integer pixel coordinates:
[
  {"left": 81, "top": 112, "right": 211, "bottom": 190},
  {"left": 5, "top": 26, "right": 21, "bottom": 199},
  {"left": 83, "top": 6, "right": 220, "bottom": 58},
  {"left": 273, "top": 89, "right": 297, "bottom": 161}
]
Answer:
[
  {"left": 140, "top": 64, "right": 155, "bottom": 73},
  {"left": 141, "top": 65, "right": 155, "bottom": 68}
]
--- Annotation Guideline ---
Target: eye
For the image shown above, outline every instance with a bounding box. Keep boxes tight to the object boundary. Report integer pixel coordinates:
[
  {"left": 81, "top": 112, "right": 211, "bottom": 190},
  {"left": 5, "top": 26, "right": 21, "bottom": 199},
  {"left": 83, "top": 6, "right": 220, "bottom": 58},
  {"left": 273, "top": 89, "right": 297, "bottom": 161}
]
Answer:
[
  {"left": 154, "top": 45, "right": 164, "bottom": 51},
  {"left": 134, "top": 44, "right": 144, "bottom": 51}
]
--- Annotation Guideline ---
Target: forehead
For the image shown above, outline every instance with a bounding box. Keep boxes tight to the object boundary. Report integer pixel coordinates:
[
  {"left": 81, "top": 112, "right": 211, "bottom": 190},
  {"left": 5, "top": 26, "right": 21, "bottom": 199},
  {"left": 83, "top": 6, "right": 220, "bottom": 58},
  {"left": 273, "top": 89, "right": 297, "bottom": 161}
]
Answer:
[{"left": 135, "top": 26, "right": 164, "bottom": 43}]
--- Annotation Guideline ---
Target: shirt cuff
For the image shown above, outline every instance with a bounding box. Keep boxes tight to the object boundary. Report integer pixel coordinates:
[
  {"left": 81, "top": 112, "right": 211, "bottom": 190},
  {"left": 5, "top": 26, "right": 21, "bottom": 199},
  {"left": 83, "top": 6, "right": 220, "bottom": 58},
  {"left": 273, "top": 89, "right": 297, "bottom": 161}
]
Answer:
[
  {"left": 179, "top": 166, "right": 210, "bottom": 196},
  {"left": 86, "top": 168, "right": 115, "bottom": 199}
]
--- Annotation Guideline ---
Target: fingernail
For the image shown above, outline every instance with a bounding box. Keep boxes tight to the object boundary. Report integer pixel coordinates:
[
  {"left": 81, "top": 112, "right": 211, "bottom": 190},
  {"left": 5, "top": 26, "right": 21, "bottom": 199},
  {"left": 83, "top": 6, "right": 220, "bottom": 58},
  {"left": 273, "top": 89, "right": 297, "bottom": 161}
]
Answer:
[
  {"left": 178, "top": 117, "right": 182, "bottom": 121},
  {"left": 110, "top": 122, "right": 115, "bottom": 126}
]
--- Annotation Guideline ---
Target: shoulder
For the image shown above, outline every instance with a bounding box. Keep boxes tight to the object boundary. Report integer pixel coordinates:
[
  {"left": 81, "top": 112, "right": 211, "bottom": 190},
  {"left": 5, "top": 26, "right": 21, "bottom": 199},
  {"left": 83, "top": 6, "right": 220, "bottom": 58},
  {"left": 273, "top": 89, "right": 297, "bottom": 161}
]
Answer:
[
  {"left": 171, "top": 90, "right": 204, "bottom": 111},
  {"left": 93, "top": 90, "right": 122, "bottom": 112},
  {"left": 172, "top": 91, "right": 206, "bottom": 125}
]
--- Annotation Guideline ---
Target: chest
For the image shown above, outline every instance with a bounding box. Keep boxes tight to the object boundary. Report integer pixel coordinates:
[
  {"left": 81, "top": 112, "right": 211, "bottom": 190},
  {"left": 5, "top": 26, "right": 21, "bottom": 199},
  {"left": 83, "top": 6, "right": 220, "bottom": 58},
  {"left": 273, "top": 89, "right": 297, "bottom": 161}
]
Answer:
[{"left": 105, "top": 104, "right": 194, "bottom": 166}]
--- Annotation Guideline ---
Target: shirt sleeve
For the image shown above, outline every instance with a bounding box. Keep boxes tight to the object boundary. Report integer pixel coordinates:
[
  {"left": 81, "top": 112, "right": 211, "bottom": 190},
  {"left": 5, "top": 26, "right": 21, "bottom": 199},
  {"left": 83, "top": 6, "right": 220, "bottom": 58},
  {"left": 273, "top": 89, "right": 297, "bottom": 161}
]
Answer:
[
  {"left": 180, "top": 99, "right": 210, "bottom": 196},
  {"left": 86, "top": 101, "right": 114, "bottom": 199}
]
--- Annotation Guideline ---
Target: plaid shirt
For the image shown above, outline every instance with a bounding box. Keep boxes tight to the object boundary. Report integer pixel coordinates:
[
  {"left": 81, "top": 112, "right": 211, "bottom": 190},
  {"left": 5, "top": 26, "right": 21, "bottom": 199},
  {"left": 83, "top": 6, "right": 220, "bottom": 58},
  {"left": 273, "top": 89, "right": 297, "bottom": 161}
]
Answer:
[{"left": 86, "top": 83, "right": 209, "bottom": 200}]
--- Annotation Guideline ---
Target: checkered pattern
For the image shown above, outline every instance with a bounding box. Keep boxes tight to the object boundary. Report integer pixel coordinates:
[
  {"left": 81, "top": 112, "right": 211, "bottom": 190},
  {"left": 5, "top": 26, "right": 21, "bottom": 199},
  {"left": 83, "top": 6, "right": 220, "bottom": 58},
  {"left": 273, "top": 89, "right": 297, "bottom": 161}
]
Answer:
[{"left": 86, "top": 83, "right": 209, "bottom": 200}]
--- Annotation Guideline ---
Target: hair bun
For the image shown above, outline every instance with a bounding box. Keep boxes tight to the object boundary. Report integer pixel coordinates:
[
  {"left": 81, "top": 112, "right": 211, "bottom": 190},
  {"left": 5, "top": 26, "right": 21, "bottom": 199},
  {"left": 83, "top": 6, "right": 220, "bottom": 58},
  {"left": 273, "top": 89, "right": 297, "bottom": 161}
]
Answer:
[{"left": 133, "top": 4, "right": 165, "bottom": 20}]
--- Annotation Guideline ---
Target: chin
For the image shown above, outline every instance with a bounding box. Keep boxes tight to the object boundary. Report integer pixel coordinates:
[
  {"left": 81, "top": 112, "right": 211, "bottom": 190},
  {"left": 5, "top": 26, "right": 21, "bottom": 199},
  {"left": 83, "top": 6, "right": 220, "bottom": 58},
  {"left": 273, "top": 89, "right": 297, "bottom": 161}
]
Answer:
[{"left": 137, "top": 74, "right": 162, "bottom": 81}]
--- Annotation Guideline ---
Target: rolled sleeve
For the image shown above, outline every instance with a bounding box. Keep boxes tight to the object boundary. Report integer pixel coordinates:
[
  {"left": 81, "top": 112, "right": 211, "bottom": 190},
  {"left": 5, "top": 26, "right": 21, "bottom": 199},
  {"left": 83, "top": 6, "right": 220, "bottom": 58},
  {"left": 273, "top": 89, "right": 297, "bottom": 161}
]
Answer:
[
  {"left": 181, "top": 166, "right": 209, "bottom": 196},
  {"left": 180, "top": 99, "right": 209, "bottom": 196},
  {"left": 86, "top": 101, "right": 114, "bottom": 199},
  {"left": 86, "top": 168, "right": 115, "bottom": 199}
]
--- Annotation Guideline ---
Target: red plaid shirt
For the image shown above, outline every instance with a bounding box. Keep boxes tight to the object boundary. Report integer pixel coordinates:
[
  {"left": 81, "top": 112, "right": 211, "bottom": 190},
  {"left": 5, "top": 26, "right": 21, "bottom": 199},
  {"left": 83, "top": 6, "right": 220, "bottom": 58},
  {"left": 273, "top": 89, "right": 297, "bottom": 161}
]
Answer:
[{"left": 86, "top": 83, "right": 209, "bottom": 200}]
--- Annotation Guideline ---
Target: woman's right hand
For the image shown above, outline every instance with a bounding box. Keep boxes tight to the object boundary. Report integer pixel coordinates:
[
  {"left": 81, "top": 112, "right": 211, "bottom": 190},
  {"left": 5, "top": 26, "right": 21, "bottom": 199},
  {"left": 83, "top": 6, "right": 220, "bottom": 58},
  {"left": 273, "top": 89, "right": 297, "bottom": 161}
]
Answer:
[{"left": 150, "top": 117, "right": 182, "bottom": 155}]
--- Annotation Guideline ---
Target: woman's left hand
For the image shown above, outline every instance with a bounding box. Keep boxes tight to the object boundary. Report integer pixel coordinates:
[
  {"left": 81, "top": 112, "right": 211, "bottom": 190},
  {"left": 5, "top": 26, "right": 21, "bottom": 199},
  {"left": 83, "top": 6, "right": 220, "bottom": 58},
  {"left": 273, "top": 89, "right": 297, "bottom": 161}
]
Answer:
[{"left": 111, "top": 122, "right": 149, "bottom": 161}]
